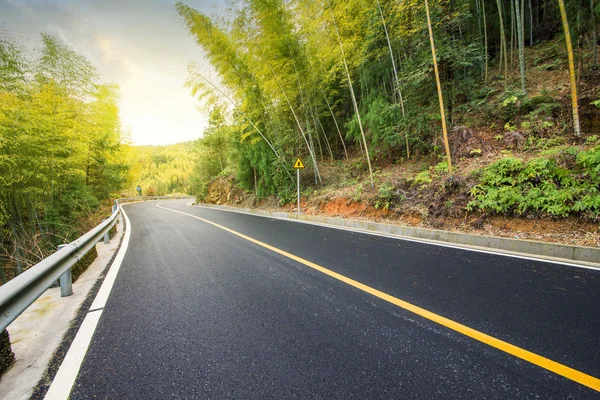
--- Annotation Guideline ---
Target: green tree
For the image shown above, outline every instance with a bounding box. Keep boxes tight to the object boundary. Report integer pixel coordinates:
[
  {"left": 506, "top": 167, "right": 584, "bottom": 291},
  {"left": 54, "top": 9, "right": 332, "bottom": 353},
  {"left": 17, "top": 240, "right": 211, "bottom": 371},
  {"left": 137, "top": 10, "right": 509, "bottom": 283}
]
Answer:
[{"left": 0, "top": 32, "right": 129, "bottom": 282}]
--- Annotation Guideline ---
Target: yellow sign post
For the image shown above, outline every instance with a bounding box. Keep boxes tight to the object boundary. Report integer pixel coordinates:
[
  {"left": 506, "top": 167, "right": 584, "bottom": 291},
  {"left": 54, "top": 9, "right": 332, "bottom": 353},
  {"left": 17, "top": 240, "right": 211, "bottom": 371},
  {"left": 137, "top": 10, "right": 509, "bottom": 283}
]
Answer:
[
  {"left": 293, "top": 157, "right": 305, "bottom": 169},
  {"left": 293, "top": 157, "right": 304, "bottom": 213}
]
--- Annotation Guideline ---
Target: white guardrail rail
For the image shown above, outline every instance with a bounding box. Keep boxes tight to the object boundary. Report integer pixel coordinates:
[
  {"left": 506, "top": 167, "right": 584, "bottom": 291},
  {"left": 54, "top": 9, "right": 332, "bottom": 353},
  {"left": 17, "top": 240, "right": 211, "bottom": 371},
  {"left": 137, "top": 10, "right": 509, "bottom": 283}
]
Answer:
[{"left": 0, "top": 196, "right": 193, "bottom": 332}]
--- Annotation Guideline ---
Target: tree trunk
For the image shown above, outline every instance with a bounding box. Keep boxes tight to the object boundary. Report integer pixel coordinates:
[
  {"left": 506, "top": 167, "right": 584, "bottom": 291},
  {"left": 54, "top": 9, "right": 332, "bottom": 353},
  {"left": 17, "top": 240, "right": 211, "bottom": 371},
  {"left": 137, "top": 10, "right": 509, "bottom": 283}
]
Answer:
[
  {"left": 557, "top": 0, "right": 582, "bottom": 137},
  {"left": 476, "top": 0, "right": 482, "bottom": 42},
  {"left": 253, "top": 167, "right": 257, "bottom": 195},
  {"left": 511, "top": 0, "right": 516, "bottom": 68},
  {"left": 482, "top": 0, "right": 488, "bottom": 84},
  {"left": 521, "top": 0, "right": 526, "bottom": 47},
  {"left": 515, "top": 0, "right": 527, "bottom": 93},
  {"left": 592, "top": 0, "right": 598, "bottom": 67},
  {"left": 499, "top": 21, "right": 503, "bottom": 70},
  {"left": 576, "top": 3, "right": 583, "bottom": 92},
  {"left": 496, "top": 0, "right": 509, "bottom": 89},
  {"left": 424, "top": 0, "right": 453, "bottom": 175},
  {"left": 529, "top": 0, "right": 534, "bottom": 45}
]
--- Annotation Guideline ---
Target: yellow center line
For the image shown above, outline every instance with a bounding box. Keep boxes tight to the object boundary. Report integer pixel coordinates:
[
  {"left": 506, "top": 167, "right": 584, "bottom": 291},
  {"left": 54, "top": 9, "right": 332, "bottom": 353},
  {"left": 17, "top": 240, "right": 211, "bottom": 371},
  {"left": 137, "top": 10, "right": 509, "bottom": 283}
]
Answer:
[{"left": 156, "top": 203, "right": 600, "bottom": 392}]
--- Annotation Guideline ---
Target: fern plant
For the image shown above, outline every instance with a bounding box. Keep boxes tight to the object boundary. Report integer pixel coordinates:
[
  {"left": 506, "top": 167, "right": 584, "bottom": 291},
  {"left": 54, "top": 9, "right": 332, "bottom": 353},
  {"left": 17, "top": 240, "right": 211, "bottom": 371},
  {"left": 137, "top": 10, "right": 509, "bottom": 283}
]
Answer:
[{"left": 468, "top": 147, "right": 600, "bottom": 217}]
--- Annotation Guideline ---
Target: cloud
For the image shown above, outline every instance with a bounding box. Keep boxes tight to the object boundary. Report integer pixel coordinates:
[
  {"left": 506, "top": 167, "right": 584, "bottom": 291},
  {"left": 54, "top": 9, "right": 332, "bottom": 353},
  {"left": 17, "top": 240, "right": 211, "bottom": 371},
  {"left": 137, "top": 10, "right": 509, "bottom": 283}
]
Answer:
[
  {"left": 0, "top": 0, "right": 221, "bottom": 145},
  {"left": 94, "top": 35, "right": 115, "bottom": 62}
]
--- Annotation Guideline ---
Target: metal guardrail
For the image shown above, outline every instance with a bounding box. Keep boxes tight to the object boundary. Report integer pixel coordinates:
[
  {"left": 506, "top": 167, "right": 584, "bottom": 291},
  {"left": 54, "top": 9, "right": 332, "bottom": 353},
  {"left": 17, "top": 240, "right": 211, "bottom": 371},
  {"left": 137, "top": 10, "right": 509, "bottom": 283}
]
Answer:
[
  {"left": 0, "top": 196, "right": 194, "bottom": 332},
  {"left": 118, "top": 195, "right": 194, "bottom": 203}
]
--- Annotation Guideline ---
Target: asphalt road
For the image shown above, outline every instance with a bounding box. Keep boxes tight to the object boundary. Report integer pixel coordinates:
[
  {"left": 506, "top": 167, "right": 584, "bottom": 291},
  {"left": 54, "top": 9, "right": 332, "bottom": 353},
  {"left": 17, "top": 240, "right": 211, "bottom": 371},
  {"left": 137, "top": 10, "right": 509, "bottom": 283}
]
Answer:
[{"left": 70, "top": 200, "right": 600, "bottom": 399}]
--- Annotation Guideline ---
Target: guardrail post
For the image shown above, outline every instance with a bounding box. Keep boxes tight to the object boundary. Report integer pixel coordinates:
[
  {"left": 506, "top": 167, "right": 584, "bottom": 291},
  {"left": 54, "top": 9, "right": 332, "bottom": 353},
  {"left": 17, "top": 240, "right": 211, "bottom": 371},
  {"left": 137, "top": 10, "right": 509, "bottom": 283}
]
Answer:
[
  {"left": 57, "top": 245, "right": 73, "bottom": 297},
  {"left": 103, "top": 232, "right": 110, "bottom": 244},
  {"left": 59, "top": 270, "right": 72, "bottom": 297}
]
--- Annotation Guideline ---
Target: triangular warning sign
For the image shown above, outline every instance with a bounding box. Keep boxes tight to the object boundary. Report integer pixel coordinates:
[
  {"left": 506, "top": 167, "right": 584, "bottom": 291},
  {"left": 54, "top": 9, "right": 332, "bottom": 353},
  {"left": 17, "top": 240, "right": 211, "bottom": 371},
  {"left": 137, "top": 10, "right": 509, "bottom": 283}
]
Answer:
[{"left": 293, "top": 157, "right": 305, "bottom": 169}]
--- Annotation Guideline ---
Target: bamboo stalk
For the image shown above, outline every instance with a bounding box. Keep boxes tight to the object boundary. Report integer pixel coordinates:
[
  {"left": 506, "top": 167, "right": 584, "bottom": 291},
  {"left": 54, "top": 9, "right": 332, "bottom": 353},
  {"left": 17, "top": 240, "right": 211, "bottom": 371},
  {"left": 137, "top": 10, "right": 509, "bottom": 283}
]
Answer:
[
  {"left": 482, "top": 0, "right": 488, "bottom": 84},
  {"left": 424, "top": 0, "right": 453, "bottom": 175},
  {"left": 557, "top": 0, "right": 582, "bottom": 137},
  {"left": 592, "top": 0, "right": 598, "bottom": 66},
  {"left": 515, "top": 0, "right": 527, "bottom": 93},
  {"left": 528, "top": 0, "right": 534, "bottom": 45},
  {"left": 496, "top": 0, "right": 508, "bottom": 89},
  {"left": 511, "top": 0, "right": 516, "bottom": 67}
]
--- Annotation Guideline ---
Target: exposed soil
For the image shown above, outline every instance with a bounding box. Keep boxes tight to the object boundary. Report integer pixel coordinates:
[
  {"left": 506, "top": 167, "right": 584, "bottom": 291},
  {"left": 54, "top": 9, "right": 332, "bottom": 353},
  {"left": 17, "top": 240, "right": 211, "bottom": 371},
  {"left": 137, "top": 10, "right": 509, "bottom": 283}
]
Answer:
[
  {"left": 203, "top": 178, "right": 599, "bottom": 248},
  {"left": 311, "top": 198, "right": 392, "bottom": 219}
]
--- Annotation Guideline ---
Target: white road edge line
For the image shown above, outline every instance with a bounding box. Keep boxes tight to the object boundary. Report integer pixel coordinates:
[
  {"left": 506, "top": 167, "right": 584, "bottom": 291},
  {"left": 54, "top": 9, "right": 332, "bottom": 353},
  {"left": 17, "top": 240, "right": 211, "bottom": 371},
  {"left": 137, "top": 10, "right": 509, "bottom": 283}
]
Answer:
[
  {"left": 44, "top": 206, "right": 132, "bottom": 400},
  {"left": 188, "top": 204, "right": 600, "bottom": 271}
]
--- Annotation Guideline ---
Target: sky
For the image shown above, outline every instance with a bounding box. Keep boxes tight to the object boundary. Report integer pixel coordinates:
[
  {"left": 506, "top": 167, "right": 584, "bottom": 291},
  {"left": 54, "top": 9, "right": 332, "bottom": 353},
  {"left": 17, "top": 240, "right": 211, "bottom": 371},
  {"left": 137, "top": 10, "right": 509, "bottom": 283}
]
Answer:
[{"left": 0, "top": 0, "right": 225, "bottom": 145}]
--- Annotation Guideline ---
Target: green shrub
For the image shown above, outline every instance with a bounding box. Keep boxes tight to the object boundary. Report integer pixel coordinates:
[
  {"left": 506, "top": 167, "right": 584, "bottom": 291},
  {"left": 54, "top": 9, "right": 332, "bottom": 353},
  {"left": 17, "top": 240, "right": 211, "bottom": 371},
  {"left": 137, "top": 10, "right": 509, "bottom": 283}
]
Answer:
[
  {"left": 410, "top": 170, "right": 433, "bottom": 187},
  {"left": 375, "top": 183, "right": 395, "bottom": 210},
  {"left": 277, "top": 188, "right": 296, "bottom": 206},
  {"left": 500, "top": 91, "right": 525, "bottom": 121},
  {"left": 434, "top": 161, "right": 449, "bottom": 174},
  {"left": 378, "top": 183, "right": 394, "bottom": 199},
  {"left": 352, "top": 184, "right": 364, "bottom": 202},
  {"left": 467, "top": 147, "right": 600, "bottom": 217}
]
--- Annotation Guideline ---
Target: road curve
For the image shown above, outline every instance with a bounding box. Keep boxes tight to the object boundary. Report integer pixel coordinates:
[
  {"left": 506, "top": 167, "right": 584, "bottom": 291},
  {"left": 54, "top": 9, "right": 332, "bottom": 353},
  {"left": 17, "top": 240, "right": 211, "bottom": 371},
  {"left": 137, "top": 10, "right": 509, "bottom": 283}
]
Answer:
[{"left": 69, "top": 200, "right": 600, "bottom": 399}]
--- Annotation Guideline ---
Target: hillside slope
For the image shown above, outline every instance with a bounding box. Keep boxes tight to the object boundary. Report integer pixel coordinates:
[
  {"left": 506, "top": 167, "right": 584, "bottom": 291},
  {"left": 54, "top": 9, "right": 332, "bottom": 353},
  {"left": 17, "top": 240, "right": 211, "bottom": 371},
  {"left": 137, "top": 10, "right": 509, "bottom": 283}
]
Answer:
[{"left": 200, "top": 39, "right": 600, "bottom": 247}]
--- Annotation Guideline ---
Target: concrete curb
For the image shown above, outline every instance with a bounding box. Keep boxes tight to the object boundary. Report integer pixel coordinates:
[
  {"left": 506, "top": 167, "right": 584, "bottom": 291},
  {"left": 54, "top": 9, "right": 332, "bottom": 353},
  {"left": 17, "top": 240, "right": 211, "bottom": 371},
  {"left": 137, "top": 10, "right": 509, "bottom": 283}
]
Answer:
[{"left": 196, "top": 203, "right": 599, "bottom": 267}]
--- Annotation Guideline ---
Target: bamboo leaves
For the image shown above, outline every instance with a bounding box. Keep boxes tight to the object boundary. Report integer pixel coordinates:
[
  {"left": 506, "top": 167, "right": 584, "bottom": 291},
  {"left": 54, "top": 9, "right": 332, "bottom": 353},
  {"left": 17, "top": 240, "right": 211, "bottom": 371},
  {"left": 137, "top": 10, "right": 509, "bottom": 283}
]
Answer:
[{"left": 176, "top": 0, "right": 594, "bottom": 199}]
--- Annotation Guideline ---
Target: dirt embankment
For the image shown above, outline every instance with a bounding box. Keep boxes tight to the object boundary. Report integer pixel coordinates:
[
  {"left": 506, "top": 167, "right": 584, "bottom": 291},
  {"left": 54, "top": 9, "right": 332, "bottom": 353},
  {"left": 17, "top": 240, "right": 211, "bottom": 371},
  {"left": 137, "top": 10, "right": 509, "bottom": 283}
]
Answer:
[
  {"left": 202, "top": 176, "right": 599, "bottom": 248},
  {"left": 204, "top": 177, "right": 247, "bottom": 205},
  {"left": 304, "top": 198, "right": 598, "bottom": 248}
]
